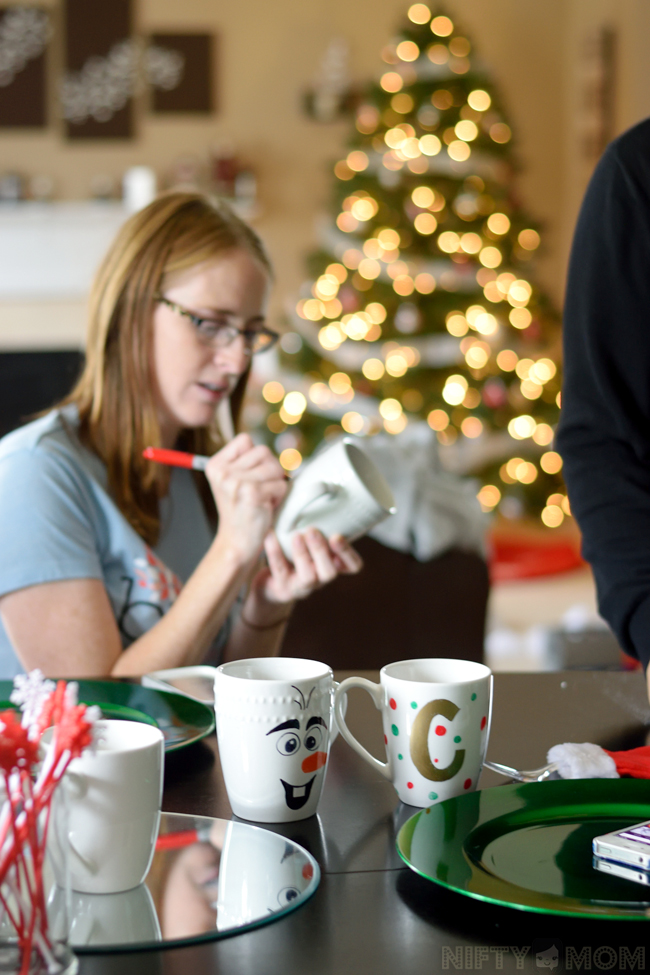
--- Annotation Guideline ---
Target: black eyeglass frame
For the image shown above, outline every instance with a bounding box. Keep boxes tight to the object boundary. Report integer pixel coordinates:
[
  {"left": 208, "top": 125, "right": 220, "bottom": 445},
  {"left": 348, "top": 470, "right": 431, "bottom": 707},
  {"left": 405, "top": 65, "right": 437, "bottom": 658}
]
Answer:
[{"left": 155, "top": 295, "right": 279, "bottom": 355}]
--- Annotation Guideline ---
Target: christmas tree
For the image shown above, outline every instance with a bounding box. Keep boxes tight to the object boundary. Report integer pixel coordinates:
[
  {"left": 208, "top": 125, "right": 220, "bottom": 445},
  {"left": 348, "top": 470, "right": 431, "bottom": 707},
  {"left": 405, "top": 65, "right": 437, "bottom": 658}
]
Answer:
[{"left": 262, "top": 4, "right": 567, "bottom": 529}]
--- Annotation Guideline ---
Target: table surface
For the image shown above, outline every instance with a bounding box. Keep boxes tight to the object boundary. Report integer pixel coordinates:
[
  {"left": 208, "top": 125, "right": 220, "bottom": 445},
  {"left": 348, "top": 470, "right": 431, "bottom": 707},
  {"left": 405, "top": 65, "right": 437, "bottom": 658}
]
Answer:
[{"left": 78, "top": 670, "right": 650, "bottom": 975}]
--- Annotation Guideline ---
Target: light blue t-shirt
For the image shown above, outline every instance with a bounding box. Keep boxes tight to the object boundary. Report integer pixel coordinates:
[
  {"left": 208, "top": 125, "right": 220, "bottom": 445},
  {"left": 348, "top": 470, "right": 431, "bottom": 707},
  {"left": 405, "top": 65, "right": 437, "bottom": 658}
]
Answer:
[{"left": 0, "top": 407, "right": 224, "bottom": 678}]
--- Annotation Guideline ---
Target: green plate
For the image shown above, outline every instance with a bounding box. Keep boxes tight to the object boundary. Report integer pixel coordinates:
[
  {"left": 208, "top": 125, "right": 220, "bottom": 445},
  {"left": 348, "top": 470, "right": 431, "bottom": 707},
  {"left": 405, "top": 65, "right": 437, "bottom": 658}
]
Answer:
[
  {"left": 0, "top": 679, "right": 214, "bottom": 752},
  {"left": 397, "top": 779, "right": 650, "bottom": 919}
]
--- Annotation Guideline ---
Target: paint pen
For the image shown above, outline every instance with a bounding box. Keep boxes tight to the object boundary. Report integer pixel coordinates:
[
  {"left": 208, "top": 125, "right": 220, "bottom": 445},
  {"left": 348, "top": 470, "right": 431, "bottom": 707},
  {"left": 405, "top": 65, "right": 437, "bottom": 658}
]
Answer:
[{"left": 142, "top": 447, "right": 209, "bottom": 471}]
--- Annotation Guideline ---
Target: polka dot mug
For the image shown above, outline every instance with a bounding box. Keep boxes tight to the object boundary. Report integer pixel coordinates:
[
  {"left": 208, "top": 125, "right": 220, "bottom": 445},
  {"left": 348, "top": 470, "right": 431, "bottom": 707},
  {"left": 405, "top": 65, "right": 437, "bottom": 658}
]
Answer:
[{"left": 333, "top": 659, "right": 492, "bottom": 807}]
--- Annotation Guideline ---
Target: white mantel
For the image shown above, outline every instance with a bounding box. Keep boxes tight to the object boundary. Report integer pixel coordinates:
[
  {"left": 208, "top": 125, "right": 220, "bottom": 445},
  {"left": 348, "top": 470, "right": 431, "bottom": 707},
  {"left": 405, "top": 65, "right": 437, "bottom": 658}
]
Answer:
[{"left": 0, "top": 202, "right": 129, "bottom": 350}]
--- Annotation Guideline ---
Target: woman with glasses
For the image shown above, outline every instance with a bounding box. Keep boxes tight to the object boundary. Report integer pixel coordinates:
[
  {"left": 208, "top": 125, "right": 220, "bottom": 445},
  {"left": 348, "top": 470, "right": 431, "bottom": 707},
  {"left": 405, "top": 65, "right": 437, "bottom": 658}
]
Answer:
[{"left": 0, "top": 192, "right": 362, "bottom": 678}]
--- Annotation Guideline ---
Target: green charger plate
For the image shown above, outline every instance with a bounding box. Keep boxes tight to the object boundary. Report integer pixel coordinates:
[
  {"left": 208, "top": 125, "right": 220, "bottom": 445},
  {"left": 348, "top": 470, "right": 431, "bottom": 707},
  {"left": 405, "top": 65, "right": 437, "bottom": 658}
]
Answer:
[
  {"left": 0, "top": 679, "right": 214, "bottom": 752},
  {"left": 397, "top": 779, "right": 650, "bottom": 919}
]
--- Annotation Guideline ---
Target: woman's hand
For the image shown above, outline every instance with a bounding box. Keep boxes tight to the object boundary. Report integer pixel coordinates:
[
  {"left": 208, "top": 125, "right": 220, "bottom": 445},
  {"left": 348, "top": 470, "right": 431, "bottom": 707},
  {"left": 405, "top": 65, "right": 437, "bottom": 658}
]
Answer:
[
  {"left": 249, "top": 528, "right": 363, "bottom": 609},
  {"left": 205, "top": 433, "right": 288, "bottom": 564}
]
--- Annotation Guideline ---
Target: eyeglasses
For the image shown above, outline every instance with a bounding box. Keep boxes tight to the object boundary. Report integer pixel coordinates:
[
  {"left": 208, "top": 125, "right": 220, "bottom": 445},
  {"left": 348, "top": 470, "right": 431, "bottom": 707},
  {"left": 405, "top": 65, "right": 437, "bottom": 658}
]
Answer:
[{"left": 156, "top": 296, "right": 279, "bottom": 355}]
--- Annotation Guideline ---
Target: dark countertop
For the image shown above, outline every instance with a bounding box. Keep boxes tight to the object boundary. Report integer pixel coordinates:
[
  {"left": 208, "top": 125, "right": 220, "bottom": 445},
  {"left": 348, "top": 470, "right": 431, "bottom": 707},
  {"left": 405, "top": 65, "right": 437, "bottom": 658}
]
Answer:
[{"left": 79, "top": 670, "right": 650, "bottom": 974}]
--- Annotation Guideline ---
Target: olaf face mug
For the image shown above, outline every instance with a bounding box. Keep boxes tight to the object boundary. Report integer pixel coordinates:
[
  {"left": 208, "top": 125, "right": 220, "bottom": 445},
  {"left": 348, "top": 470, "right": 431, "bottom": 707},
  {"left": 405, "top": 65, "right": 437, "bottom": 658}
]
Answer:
[
  {"left": 214, "top": 658, "right": 336, "bottom": 823},
  {"left": 334, "top": 659, "right": 492, "bottom": 807},
  {"left": 274, "top": 438, "right": 395, "bottom": 560}
]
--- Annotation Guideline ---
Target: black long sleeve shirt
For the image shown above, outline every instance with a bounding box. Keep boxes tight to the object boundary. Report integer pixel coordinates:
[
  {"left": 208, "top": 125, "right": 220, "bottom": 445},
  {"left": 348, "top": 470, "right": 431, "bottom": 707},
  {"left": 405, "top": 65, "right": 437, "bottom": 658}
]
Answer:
[{"left": 557, "top": 117, "right": 650, "bottom": 670}]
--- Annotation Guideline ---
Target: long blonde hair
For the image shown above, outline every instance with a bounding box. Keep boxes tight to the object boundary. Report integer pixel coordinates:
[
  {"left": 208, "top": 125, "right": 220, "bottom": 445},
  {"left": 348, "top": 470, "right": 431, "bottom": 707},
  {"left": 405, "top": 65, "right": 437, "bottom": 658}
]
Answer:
[{"left": 63, "top": 191, "right": 271, "bottom": 545}]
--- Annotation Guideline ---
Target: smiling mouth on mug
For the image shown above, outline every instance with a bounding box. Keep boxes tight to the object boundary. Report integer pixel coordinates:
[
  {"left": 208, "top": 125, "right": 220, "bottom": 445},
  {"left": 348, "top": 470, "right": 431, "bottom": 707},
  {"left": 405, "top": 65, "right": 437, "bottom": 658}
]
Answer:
[{"left": 280, "top": 776, "right": 316, "bottom": 810}]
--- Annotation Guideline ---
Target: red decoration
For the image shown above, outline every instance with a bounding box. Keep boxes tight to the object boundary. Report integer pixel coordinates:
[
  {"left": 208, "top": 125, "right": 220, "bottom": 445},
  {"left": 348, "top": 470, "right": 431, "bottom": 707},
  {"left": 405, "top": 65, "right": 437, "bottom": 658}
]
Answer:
[
  {"left": 490, "top": 537, "right": 584, "bottom": 581},
  {"left": 0, "top": 672, "right": 98, "bottom": 974}
]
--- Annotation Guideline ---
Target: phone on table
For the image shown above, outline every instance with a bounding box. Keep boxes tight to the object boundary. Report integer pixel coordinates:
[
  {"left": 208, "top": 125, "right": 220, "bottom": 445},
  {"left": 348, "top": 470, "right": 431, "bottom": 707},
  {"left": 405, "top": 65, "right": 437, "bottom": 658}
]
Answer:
[{"left": 593, "top": 820, "right": 650, "bottom": 870}]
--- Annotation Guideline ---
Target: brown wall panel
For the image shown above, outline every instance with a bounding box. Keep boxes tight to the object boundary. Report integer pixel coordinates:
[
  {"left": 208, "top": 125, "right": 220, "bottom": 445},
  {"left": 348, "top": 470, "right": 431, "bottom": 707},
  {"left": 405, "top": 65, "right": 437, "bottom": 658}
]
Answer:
[
  {"left": 0, "top": 7, "right": 48, "bottom": 128},
  {"left": 64, "top": 0, "right": 133, "bottom": 140},
  {"left": 150, "top": 34, "right": 214, "bottom": 114}
]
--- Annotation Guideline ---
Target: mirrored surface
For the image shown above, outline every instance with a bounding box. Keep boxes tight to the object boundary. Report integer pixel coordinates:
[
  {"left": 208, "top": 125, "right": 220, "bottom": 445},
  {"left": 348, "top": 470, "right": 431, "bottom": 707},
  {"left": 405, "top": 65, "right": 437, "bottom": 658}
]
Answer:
[{"left": 49, "top": 812, "right": 319, "bottom": 952}]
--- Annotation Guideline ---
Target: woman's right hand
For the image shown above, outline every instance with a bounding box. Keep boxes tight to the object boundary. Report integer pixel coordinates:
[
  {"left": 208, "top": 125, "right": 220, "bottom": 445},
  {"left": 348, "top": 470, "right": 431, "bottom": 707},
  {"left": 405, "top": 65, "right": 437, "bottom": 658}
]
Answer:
[{"left": 205, "top": 433, "right": 288, "bottom": 563}]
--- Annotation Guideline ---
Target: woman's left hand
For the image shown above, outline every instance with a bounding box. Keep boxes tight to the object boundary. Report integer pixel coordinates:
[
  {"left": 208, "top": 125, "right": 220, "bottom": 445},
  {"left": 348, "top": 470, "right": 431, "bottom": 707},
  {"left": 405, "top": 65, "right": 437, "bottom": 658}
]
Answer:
[{"left": 250, "top": 528, "right": 363, "bottom": 608}]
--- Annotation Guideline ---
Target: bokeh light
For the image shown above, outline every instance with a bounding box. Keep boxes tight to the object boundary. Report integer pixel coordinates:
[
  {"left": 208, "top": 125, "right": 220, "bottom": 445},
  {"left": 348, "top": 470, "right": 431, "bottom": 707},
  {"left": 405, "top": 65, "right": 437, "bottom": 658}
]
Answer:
[
  {"left": 462, "top": 416, "right": 483, "bottom": 439},
  {"left": 414, "top": 213, "right": 437, "bottom": 234},
  {"left": 279, "top": 448, "right": 302, "bottom": 471},
  {"left": 508, "top": 307, "right": 531, "bottom": 329},
  {"left": 518, "top": 229, "right": 541, "bottom": 250},
  {"left": 487, "top": 213, "right": 510, "bottom": 235},
  {"left": 347, "top": 151, "right": 369, "bottom": 172},
  {"left": 379, "top": 398, "right": 403, "bottom": 421},
  {"left": 508, "top": 414, "right": 536, "bottom": 439},
  {"left": 341, "top": 412, "right": 365, "bottom": 434},
  {"left": 431, "top": 15, "right": 453, "bottom": 35},
  {"left": 540, "top": 451, "right": 563, "bottom": 474},
  {"left": 380, "top": 72, "right": 403, "bottom": 92},
  {"left": 412, "top": 186, "right": 435, "bottom": 208},
  {"left": 448, "top": 140, "right": 471, "bottom": 162},
  {"left": 442, "top": 374, "right": 468, "bottom": 405},
  {"left": 419, "top": 134, "right": 442, "bottom": 155},
  {"left": 479, "top": 246, "right": 502, "bottom": 268},
  {"left": 397, "top": 40, "right": 420, "bottom": 62},
  {"left": 490, "top": 123, "right": 511, "bottom": 143},
  {"left": 408, "top": 3, "right": 431, "bottom": 24},
  {"left": 362, "top": 358, "right": 385, "bottom": 380},
  {"left": 262, "top": 381, "right": 285, "bottom": 404},
  {"left": 455, "top": 120, "right": 478, "bottom": 142},
  {"left": 477, "top": 484, "right": 501, "bottom": 510},
  {"left": 415, "top": 272, "right": 436, "bottom": 293},
  {"left": 467, "top": 89, "right": 491, "bottom": 111}
]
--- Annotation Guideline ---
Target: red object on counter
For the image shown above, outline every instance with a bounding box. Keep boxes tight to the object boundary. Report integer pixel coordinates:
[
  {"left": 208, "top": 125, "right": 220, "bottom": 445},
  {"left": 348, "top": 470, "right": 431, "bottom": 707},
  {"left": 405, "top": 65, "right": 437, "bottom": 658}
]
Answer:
[{"left": 489, "top": 536, "right": 585, "bottom": 582}]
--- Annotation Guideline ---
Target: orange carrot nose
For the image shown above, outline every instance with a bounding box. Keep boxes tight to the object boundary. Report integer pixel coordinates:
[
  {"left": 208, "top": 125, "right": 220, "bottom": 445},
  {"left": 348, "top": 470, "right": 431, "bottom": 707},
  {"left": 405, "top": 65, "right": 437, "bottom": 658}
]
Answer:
[{"left": 301, "top": 751, "right": 327, "bottom": 773}]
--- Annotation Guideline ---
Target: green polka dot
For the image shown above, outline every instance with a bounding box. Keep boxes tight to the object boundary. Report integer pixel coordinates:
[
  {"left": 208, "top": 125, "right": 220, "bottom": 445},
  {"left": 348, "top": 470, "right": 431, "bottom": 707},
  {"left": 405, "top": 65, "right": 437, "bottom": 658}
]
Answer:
[
  {"left": 428, "top": 792, "right": 438, "bottom": 801},
  {"left": 391, "top": 724, "right": 399, "bottom": 736},
  {"left": 454, "top": 735, "right": 461, "bottom": 743},
  {"left": 471, "top": 693, "right": 477, "bottom": 701},
  {"left": 410, "top": 701, "right": 417, "bottom": 709},
  {"left": 398, "top": 753, "right": 403, "bottom": 760}
]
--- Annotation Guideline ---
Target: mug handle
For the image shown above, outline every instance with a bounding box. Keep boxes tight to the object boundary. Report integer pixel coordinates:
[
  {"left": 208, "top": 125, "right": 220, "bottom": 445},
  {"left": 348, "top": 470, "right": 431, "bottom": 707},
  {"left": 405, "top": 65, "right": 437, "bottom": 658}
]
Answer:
[
  {"left": 334, "top": 677, "right": 392, "bottom": 781},
  {"left": 287, "top": 480, "right": 340, "bottom": 532}
]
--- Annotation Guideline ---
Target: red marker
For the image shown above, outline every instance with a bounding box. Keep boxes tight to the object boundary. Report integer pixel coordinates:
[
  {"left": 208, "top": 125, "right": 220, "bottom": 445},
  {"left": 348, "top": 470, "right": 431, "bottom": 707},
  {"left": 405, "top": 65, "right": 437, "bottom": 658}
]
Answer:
[
  {"left": 155, "top": 826, "right": 212, "bottom": 851},
  {"left": 143, "top": 447, "right": 209, "bottom": 472}
]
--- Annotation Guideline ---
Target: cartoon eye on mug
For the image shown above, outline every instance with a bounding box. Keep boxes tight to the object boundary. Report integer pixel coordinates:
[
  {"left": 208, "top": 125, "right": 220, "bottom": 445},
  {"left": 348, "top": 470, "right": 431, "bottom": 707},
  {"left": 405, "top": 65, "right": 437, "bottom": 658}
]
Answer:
[
  {"left": 304, "top": 723, "right": 324, "bottom": 752},
  {"left": 275, "top": 732, "right": 301, "bottom": 756},
  {"left": 277, "top": 886, "right": 301, "bottom": 907}
]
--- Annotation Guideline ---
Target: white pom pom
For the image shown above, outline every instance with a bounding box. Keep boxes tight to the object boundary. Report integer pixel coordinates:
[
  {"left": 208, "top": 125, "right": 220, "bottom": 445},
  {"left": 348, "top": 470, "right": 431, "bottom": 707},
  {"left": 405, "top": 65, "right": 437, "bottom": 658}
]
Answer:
[{"left": 547, "top": 742, "right": 619, "bottom": 779}]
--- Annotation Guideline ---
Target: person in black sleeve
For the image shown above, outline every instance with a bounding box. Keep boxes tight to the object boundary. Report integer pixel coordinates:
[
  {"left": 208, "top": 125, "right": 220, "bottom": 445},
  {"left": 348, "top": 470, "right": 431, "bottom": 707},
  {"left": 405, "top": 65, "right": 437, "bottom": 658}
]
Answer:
[{"left": 557, "top": 116, "right": 650, "bottom": 696}]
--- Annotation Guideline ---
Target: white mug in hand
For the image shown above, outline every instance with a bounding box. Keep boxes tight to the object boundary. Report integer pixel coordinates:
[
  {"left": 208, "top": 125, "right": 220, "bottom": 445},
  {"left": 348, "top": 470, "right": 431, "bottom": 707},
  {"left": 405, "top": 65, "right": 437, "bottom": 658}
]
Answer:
[
  {"left": 46, "top": 719, "right": 165, "bottom": 894},
  {"left": 334, "top": 658, "right": 492, "bottom": 807},
  {"left": 214, "top": 657, "right": 336, "bottom": 822},
  {"left": 274, "top": 438, "right": 395, "bottom": 559}
]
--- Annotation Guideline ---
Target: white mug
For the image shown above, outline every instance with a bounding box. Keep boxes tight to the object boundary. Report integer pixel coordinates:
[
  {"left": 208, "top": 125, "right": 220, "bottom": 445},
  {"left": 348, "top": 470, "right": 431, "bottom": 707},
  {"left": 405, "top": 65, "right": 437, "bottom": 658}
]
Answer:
[
  {"left": 334, "top": 659, "right": 492, "bottom": 807},
  {"left": 45, "top": 719, "right": 165, "bottom": 894},
  {"left": 214, "top": 658, "right": 335, "bottom": 822},
  {"left": 274, "top": 438, "right": 396, "bottom": 559}
]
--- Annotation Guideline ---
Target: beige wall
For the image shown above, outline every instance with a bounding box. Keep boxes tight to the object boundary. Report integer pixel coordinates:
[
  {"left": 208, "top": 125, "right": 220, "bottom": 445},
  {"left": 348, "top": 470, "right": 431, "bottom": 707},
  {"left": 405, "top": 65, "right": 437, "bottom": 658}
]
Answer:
[{"left": 1, "top": 0, "right": 649, "bottom": 333}]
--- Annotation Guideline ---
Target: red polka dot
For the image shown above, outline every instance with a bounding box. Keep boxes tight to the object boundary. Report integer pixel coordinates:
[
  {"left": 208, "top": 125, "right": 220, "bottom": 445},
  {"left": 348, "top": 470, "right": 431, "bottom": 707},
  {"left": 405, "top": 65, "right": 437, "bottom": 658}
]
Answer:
[
  {"left": 435, "top": 724, "right": 446, "bottom": 736},
  {"left": 434, "top": 758, "right": 439, "bottom": 762},
  {"left": 389, "top": 698, "right": 397, "bottom": 710},
  {"left": 384, "top": 735, "right": 388, "bottom": 745},
  {"left": 407, "top": 782, "right": 414, "bottom": 789},
  {"left": 302, "top": 863, "right": 314, "bottom": 880},
  {"left": 480, "top": 716, "right": 487, "bottom": 730},
  {"left": 464, "top": 778, "right": 472, "bottom": 790}
]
